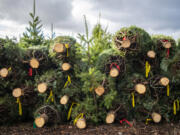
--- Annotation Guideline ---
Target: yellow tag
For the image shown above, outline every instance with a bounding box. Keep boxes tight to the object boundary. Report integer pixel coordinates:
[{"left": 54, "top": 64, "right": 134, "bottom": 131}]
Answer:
[
  {"left": 131, "top": 92, "right": 135, "bottom": 108},
  {"left": 146, "top": 118, "right": 152, "bottom": 125},
  {"left": 65, "top": 44, "right": 69, "bottom": 57},
  {"left": 8, "top": 67, "right": 12, "bottom": 71},
  {"left": 145, "top": 61, "right": 151, "bottom": 78},
  {"left": 174, "top": 99, "right": 180, "bottom": 115},
  {"left": 90, "top": 87, "right": 93, "bottom": 92},
  {"left": 174, "top": 100, "right": 177, "bottom": 115},
  {"left": 67, "top": 102, "right": 79, "bottom": 120},
  {"left": 167, "top": 84, "right": 170, "bottom": 96},
  {"left": 64, "top": 75, "right": 71, "bottom": 88},
  {"left": 46, "top": 90, "right": 54, "bottom": 103},
  {"left": 73, "top": 113, "right": 84, "bottom": 125},
  {"left": 16, "top": 97, "right": 22, "bottom": 116}
]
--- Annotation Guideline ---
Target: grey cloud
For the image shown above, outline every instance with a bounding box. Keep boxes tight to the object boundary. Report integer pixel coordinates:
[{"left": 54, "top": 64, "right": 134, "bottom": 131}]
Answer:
[
  {"left": 0, "top": 0, "right": 180, "bottom": 37},
  {"left": 90, "top": 0, "right": 180, "bottom": 31},
  {"left": 0, "top": 0, "right": 32, "bottom": 22},
  {"left": 0, "top": 0, "right": 83, "bottom": 32}
]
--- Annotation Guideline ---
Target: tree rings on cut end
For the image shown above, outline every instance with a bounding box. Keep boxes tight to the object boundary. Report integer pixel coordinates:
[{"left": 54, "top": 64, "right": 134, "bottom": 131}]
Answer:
[
  {"left": 151, "top": 112, "right": 161, "bottom": 123},
  {"left": 35, "top": 114, "right": 48, "bottom": 128},
  {"left": 76, "top": 118, "right": 86, "bottom": 129},
  {"left": 95, "top": 86, "right": 105, "bottom": 96},
  {"left": 12, "top": 88, "right": 23, "bottom": 98},
  {"left": 162, "top": 42, "right": 171, "bottom": 49},
  {"left": 147, "top": 50, "right": 156, "bottom": 58},
  {"left": 60, "top": 95, "right": 69, "bottom": 105},
  {"left": 0, "top": 68, "right": 8, "bottom": 78},
  {"left": 37, "top": 83, "right": 47, "bottom": 93},
  {"left": 135, "top": 83, "right": 146, "bottom": 94},
  {"left": 121, "top": 39, "right": 131, "bottom": 48},
  {"left": 30, "top": 58, "right": 39, "bottom": 69},
  {"left": 54, "top": 43, "right": 65, "bottom": 53},
  {"left": 159, "top": 77, "right": 169, "bottom": 86},
  {"left": 106, "top": 112, "right": 115, "bottom": 124},
  {"left": 110, "top": 68, "right": 119, "bottom": 78},
  {"left": 62, "top": 63, "right": 71, "bottom": 71}
]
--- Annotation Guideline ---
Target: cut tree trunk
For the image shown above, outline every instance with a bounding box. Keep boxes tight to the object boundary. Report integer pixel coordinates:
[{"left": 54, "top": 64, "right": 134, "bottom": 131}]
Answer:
[
  {"left": 151, "top": 112, "right": 161, "bottom": 123},
  {"left": 37, "top": 83, "right": 47, "bottom": 93},
  {"left": 159, "top": 77, "right": 169, "bottom": 86},
  {"left": 62, "top": 63, "right": 71, "bottom": 71},
  {"left": 76, "top": 118, "right": 86, "bottom": 129},
  {"left": 106, "top": 112, "right": 115, "bottom": 124},
  {"left": 54, "top": 43, "right": 65, "bottom": 53},
  {"left": 12, "top": 88, "right": 24, "bottom": 98},
  {"left": 110, "top": 68, "right": 119, "bottom": 77},
  {"left": 60, "top": 95, "right": 69, "bottom": 105},
  {"left": 121, "top": 39, "right": 131, "bottom": 48},
  {"left": 0, "top": 68, "right": 8, "bottom": 78},
  {"left": 30, "top": 58, "right": 39, "bottom": 69},
  {"left": 35, "top": 113, "right": 48, "bottom": 128},
  {"left": 95, "top": 86, "right": 105, "bottom": 96},
  {"left": 135, "top": 83, "right": 146, "bottom": 94},
  {"left": 147, "top": 50, "right": 156, "bottom": 59},
  {"left": 162, "top": 42, "right": 171, "bottom": 49}
]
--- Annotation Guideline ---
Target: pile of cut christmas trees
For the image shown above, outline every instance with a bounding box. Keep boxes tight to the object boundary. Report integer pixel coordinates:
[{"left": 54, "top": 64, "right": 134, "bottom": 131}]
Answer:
[
  {"left": 0, "top": 25, "right": 180, "bottom": 129},
  {"left": 67, "top": 26, "right": 180, "bottom": 129},
  {"left": 0, "top": 37, "right": 52, "bottom": 124}
]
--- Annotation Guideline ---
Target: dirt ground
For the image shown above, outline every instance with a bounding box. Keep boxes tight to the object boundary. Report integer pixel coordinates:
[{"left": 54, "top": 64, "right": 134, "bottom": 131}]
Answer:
[{"left": 0, "top": 122, "right": 180, "bottom": 135}]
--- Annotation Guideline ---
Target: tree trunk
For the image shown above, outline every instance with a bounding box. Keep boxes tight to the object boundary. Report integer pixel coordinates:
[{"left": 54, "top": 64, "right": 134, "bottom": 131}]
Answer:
[
  {"left": 110, "top": 68, "right": 119, "bottom": 77},
  {"left": 35, "top": 113, "right": 48, "bottom": 128},
  {"left": 54, "top": 43, "right": 65, "bottom": 53},
  {"left": 106, "top": 112, "right": 115, "bottom": 124},
  {"left": 147, "top": 50, "right": 156, "bottom": 59},
  {"left": 159, "top": 77, "right": 169, "bottom": 86},
  {"left": 62, "top": 63, "right": 71, "bottom": 71},
  {"left": 30, "top": 58, "right": 39, "bottom": 69},
  {"left": 95, "top": 86, "right": 105, "bottom": 96},
  {"left": 37, "top": 83, "right": 47, "bottom": 93},
  {"left": 60, "top": 95, "right": 69, "bottom": 105},
  {"left": 121, "top": 39, "right": 131, "bottom": 48},
  {"left": 151, "top": 112, "right": 161, "bottom": 123},
  {"left": 135, "top": 83, "right": 146, "bottom": 94},
  {"left": 76, "top": 118, "right": 86, "bottom": 129},
  {"left": 162, "top": 42, "right": 171, "bottom": 49},
  {"left": 0, "top": 68, "right": 9, "bottom": 78},
  {"left": 12, "top": 88, "right": 24, "bottom": 98}
]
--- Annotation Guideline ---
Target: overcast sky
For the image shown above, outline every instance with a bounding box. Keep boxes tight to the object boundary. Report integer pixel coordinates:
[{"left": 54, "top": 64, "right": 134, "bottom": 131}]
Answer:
[{"left": 0, "top": 0, "right": 180, "bottom": 40}]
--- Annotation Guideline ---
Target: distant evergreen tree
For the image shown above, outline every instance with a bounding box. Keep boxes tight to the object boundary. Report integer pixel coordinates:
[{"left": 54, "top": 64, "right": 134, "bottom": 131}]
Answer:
[
  {"left": 178, "top": 38, "right": 180, "bottom": 49},
  {"left": 78, "top": 15, "right": 112, "bottom": 67},
  {"left": 20, "top": 0, "right": 44, "bottom": 47}
]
